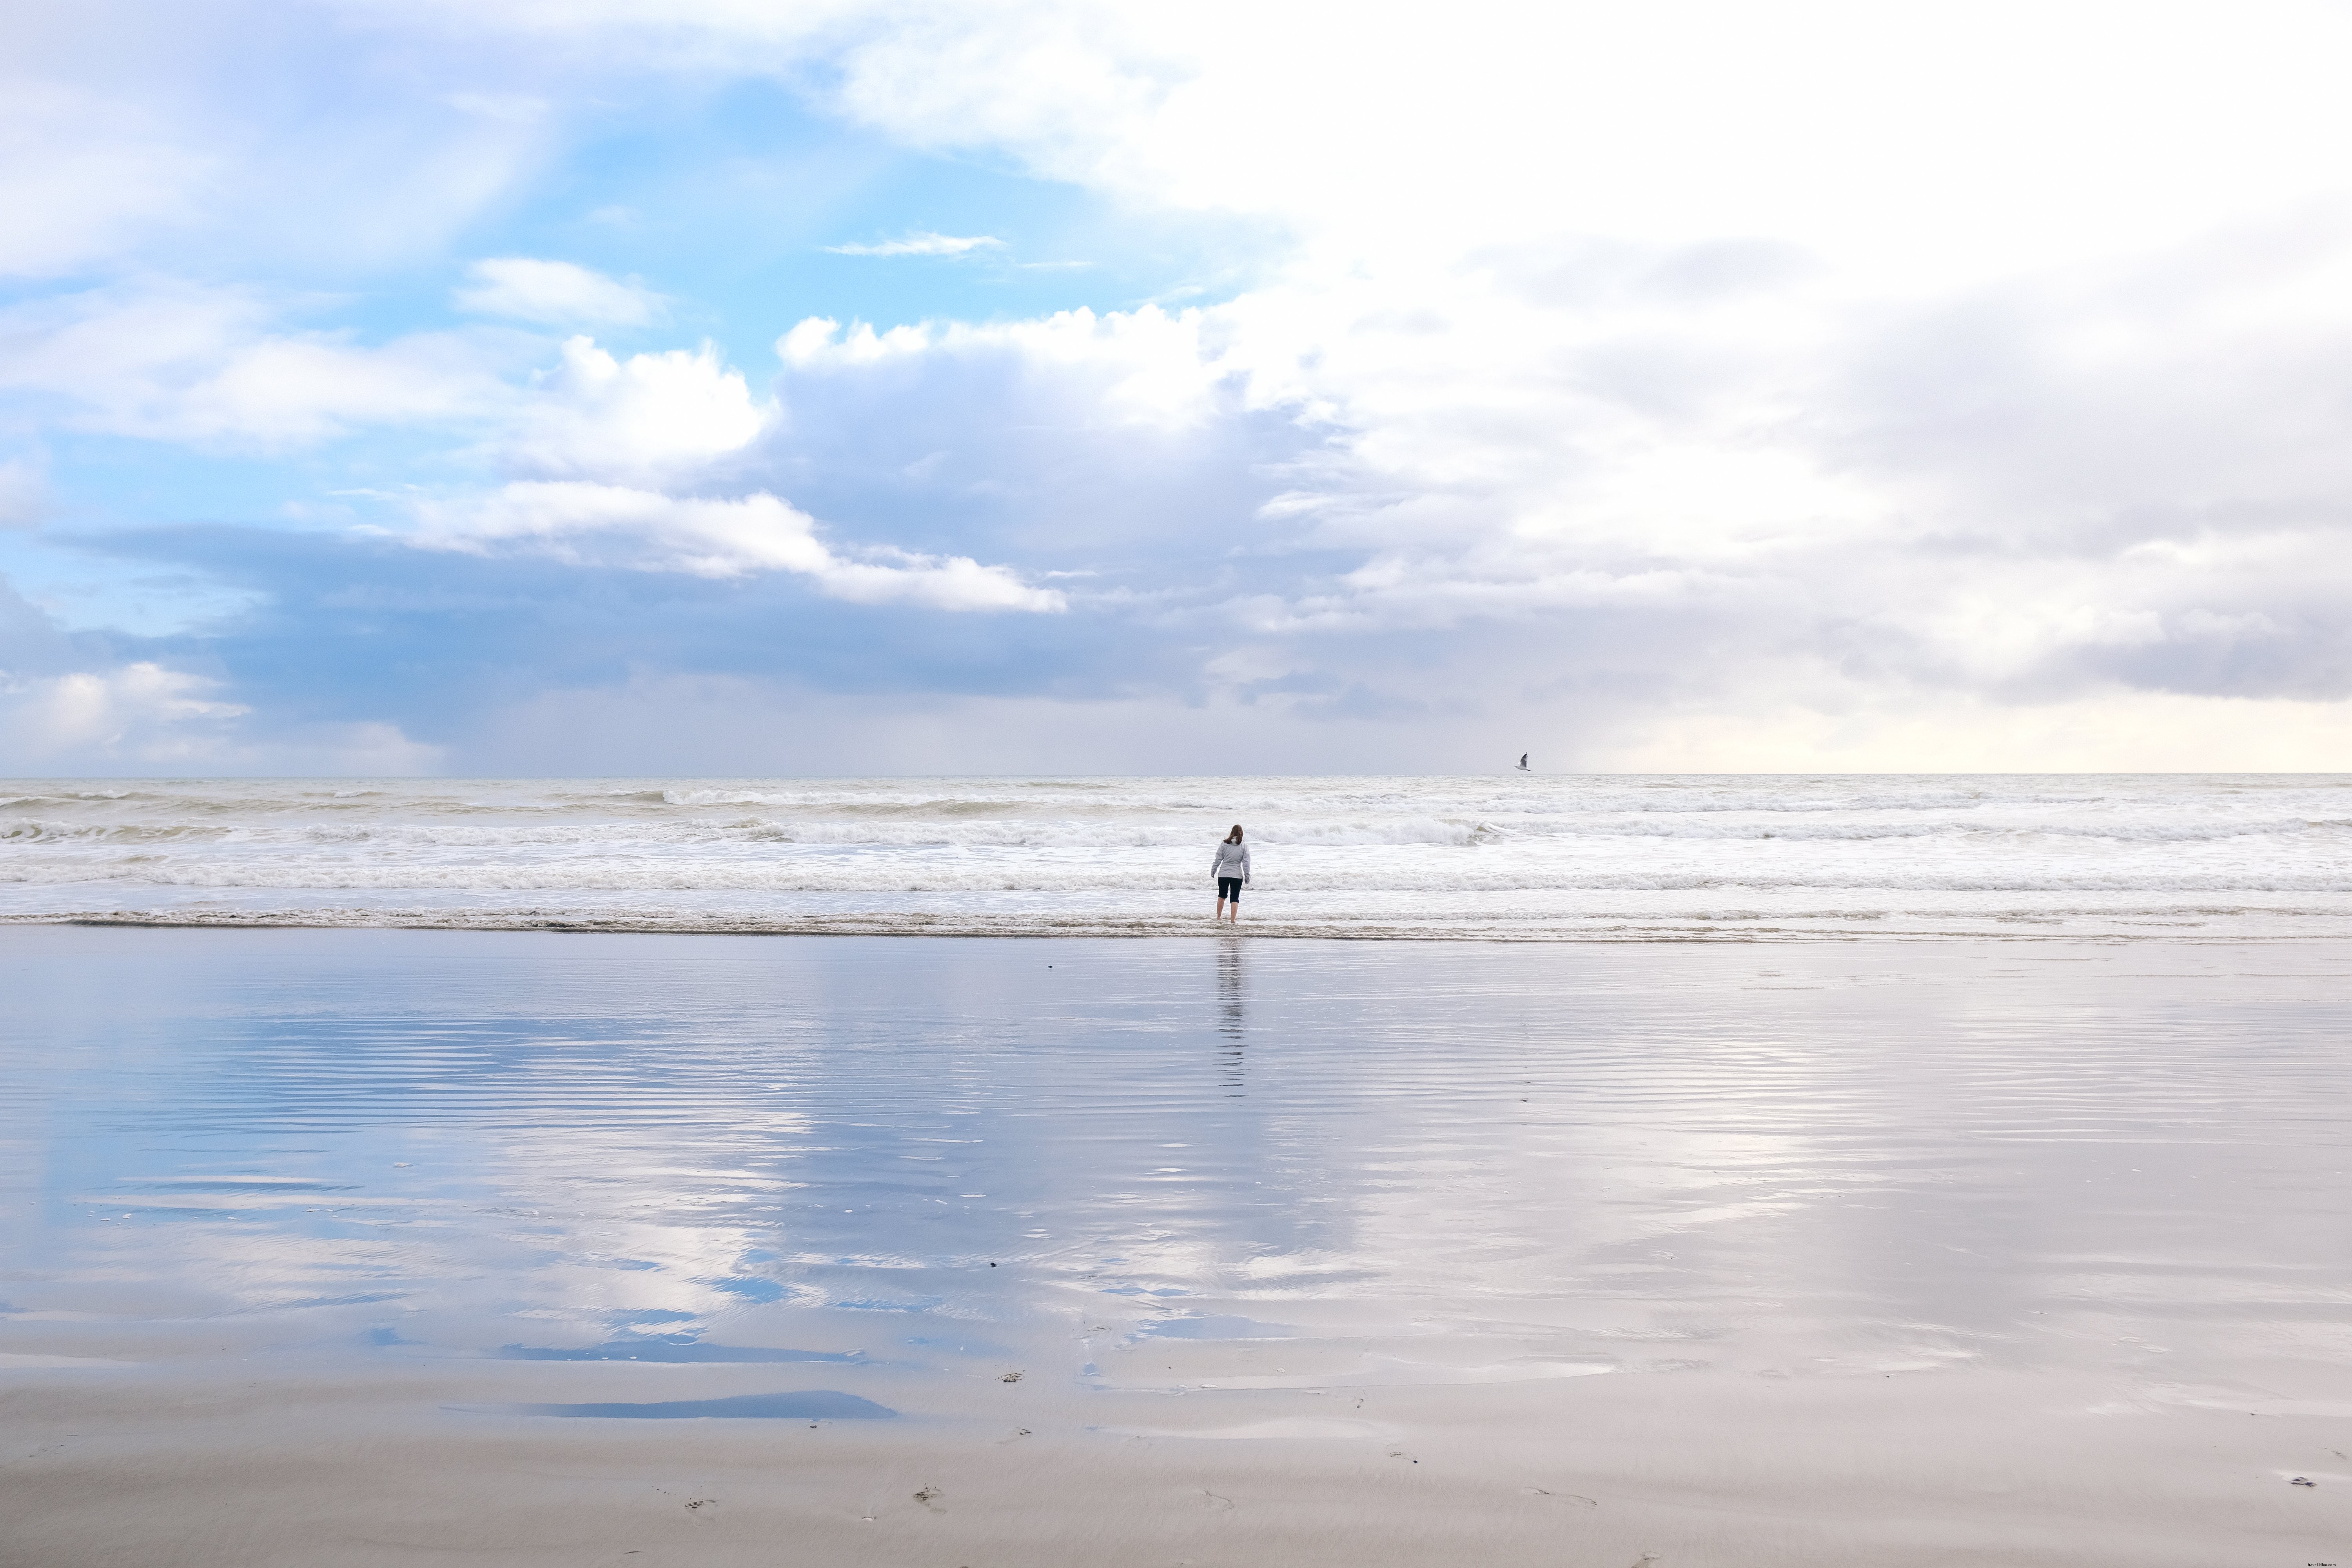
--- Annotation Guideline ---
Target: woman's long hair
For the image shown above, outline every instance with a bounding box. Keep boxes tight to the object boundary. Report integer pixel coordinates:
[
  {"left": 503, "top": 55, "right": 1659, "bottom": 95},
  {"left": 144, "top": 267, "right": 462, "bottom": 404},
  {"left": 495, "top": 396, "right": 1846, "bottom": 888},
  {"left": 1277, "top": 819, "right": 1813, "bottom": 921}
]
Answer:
[{"left": 1225, "top": 824, "right": 1245, "bottom": 843}]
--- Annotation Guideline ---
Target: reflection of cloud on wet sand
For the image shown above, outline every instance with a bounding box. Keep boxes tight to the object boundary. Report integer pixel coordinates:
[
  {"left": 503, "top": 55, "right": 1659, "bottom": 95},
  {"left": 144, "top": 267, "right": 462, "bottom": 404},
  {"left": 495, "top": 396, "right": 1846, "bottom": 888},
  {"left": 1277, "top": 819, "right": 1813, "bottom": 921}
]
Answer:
[{"left": 5, "top": 921, "right": 2349, "bottom": 1562}]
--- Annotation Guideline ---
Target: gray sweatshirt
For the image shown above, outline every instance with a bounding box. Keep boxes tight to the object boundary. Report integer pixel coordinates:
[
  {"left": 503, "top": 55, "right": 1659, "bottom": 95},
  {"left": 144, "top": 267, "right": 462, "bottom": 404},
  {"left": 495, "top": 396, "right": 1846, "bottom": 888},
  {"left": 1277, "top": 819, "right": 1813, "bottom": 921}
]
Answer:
[{"left": 1211, "top": 840, "right": 1251, "bottom": 883}]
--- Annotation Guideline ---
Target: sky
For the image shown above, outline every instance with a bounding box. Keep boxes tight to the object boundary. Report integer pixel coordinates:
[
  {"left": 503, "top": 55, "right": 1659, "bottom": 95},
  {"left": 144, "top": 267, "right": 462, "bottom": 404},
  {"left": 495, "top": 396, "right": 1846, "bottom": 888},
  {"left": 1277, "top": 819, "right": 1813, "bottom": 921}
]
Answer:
[{"left": 6, "top": 0, "right": 2352, "bottom": 776}]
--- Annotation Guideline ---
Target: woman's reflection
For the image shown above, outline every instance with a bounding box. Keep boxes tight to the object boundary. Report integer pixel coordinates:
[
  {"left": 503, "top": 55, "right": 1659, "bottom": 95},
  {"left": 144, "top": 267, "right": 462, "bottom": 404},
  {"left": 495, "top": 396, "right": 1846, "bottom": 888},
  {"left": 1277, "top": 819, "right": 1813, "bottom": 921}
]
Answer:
[{"left": 1216, "top": 937, "right": 1248, "bottom": 1090}]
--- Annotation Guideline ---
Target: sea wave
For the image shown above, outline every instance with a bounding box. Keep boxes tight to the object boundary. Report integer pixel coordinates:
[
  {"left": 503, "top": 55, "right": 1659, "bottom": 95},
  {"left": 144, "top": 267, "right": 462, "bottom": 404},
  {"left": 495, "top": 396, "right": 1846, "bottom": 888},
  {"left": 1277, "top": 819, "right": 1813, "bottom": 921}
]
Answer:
[
  {"left": 5, "top": 773, "right": 2351, "bottom": 939},
  {"left": 7, "top": 855, "right": 2352, "bottom": 895},
  {"left": 7, "top": 812, "right": 2347, "bottom": 850}
]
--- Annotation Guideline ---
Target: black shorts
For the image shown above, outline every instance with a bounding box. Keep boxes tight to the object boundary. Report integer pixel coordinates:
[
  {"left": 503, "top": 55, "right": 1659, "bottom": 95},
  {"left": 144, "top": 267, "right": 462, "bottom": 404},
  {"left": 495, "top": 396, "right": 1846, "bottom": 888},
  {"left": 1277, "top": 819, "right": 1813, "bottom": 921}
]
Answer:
[{"left": 1218, "top": 877, "right": 1244, "bottom": 901}]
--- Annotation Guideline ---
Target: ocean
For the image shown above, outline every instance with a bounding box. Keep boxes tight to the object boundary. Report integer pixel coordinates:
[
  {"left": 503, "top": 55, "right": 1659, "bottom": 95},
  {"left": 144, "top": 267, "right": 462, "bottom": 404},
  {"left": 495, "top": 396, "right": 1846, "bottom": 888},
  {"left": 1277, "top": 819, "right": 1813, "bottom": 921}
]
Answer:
[{"left": 4, "top": 772, "right": 2350, "bottom": 938}]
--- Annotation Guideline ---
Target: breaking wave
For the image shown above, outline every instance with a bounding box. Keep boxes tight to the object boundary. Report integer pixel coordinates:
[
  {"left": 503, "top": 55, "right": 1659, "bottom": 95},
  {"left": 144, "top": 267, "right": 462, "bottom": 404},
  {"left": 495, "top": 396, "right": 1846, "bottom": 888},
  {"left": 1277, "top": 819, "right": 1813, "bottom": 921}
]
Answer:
[{"left": 4, "top": 773, "right": 2350, "bottom": 940}]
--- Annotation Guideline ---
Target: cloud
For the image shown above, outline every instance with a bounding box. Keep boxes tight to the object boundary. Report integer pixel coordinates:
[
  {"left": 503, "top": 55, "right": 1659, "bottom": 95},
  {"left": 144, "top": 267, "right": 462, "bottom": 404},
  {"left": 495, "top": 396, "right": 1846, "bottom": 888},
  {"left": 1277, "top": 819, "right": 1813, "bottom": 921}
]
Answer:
[
  {"left": 4, "top": 6, "right": 557, "bottom": 279},
  {"left": 0, "top": 286, "right": 746, "bottom": 476},
  {"left": 804, "top": 0, "right": 2352, "bottom": 285},
  {"left": 0, "top": 660, "right": 247, "bottom": 763},
  {"left": 410, "top": 481, "right": 1067, "bottom": 611},
  {"left": 0, "top": 282, "right": 517, "bottom": 446},
  {"left": 0, "top": 82, "right": 214, "bottom": 277},
  {"left": 778, "top": 307, "right": 1230, "bottom": 431},
  {"left": 501, "top": 336, "right": 766, "bottom": 479},
  {"left": 0, "top": 458, "right": 50, "bottom": 529},
  {"left": 0, "top": 572, "right": 443, "bottom": 773},
  {"left": 824, "top": 232, "right": 1005, "bottom": 258},
  {"left": 754, "top": 207, "right": 2352, "bottom": 742},
  {"left": 0, "top": 659, "right": 446, "bottom": 773},
  {"left": 403, "top": 0, "right": 2352, "bottom": 281},
  {"left": 455, "top": 257, "right": 667, "bottom": 326},
  {"left": 12, "top": 0, "right": 2352, "bottom": 770}
]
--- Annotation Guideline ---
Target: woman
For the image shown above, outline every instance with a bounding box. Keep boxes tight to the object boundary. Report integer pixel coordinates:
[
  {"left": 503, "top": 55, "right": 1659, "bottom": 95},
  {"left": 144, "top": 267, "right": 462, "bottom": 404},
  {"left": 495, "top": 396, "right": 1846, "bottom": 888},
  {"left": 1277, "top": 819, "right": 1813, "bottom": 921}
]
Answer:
[{"left": 1212, "top": 823, "right": 1250, "bottom": 924}]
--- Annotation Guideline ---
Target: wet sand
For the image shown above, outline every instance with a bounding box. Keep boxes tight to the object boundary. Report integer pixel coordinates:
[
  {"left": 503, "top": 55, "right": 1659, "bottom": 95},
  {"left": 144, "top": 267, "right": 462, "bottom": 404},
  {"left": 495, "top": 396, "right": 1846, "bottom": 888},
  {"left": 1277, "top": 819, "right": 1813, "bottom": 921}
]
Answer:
[{"left": 3, "top": 929, "right": 2348, "bottom": 1565}]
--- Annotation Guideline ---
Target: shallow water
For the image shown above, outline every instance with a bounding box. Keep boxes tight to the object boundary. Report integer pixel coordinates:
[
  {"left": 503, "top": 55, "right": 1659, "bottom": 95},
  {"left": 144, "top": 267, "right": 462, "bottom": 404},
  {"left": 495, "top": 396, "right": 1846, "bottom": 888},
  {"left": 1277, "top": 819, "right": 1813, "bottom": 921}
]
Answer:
[
  {"left": 4, "top": 928, "right": 2347, "bottom": 1422},
  {"left": 7, "top": 772, "right": 2352, "bottom": 938}
]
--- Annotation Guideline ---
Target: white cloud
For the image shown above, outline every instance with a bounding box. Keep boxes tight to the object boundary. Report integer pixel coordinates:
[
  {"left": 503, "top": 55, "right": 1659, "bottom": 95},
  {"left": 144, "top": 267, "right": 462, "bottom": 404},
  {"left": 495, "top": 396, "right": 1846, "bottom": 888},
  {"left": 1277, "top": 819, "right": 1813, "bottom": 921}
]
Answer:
[
  {"left": 4, "top": 8, "right": 558, "bottom": 279},
  {"left": 825, "top": 232, "right": 1005, "bottom": 257},
  {"left": 779, "top": 307, "right": 1228, "bottom": 430},
  {"left": 0, "top": 283, "right": 517, "bottom": 446},
  {"left": 0, "top": 290, "right": 748, "bottom": 474},
  {"left": 0, "top": 659, "right": 447, "bottom": 772},
  {"left": 455, "top": 257, "right": 666, "bottom": 326},
  {"left": 755, "top": 206, "right": 2352, "bottom": 751},
  {"left": 0, "top": 83, "right": 214, "bottom": 277},
  {"left": 0, "top": 459, "right": 50, "bottom": 529},
  {"left": 0, "top": 661, "right": 256, "bottom": 769},
  {"left": 411, "top": 481, "right": 1067, "bottom": 611},
  {"left": 404, "top": 0, "right": 2352, "bottom": 283},
  {"left": 0, "top": 571, "right": 443, "bottom": 773},
  {"left": 502, "top": 336, "right": 766, "bottom": 479},
  {"left": 801, "top": 0, "right": 2352, "bottom": 287}
]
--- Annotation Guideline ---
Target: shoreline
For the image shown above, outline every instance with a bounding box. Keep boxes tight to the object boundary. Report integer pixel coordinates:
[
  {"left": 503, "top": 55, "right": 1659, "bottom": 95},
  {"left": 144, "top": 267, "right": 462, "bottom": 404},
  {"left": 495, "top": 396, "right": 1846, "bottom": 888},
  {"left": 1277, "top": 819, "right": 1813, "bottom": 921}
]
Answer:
[{"left": 4, "top": 909, "right": 2341, "bottom": 942}]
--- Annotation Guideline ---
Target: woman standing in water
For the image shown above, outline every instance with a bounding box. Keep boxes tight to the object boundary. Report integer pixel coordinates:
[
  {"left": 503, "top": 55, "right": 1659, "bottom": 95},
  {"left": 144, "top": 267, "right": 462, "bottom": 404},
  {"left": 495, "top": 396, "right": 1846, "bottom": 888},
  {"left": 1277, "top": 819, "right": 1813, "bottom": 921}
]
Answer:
[{"left": 1212, "top": 823, "right": 1250, "bottom": 924}]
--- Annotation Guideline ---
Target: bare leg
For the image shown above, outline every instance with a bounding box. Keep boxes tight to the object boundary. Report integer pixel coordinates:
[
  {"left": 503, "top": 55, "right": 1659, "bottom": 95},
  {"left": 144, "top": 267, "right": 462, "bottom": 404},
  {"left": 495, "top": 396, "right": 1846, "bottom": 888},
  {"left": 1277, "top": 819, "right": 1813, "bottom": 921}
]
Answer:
[{"left": 1216, "top": 896, "right": 1228, "bottom": 920}]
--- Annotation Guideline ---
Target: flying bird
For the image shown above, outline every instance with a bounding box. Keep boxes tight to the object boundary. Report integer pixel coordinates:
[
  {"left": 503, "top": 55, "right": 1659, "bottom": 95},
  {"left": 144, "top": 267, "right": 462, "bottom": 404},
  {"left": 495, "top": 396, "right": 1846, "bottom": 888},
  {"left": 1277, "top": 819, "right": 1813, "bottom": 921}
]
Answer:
[{"left": 1515, "top": 753, "right": 1530, "bottom": 772}]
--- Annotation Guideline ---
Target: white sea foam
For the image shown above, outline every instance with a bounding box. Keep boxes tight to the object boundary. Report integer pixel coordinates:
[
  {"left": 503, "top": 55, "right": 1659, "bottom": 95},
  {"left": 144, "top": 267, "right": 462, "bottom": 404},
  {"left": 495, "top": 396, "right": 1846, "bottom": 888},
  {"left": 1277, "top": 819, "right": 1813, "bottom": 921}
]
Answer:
[{"left": 3, "top": 773, "right": 2349, "bottom": 938}]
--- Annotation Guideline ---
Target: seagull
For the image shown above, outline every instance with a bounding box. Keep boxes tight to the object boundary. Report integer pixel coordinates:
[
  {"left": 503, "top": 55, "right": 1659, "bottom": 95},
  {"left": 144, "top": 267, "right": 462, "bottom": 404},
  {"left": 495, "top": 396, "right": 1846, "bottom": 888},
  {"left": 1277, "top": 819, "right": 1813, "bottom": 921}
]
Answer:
[{"left": 1515, "top": 753, "right": 1531, "bottom": 772}]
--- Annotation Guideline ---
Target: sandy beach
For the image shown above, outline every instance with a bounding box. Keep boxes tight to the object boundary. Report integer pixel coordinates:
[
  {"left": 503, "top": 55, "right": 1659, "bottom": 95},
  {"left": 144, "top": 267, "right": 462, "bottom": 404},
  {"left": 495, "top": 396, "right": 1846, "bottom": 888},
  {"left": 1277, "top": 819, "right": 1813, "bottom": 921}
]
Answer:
[{"left": 3, "top": 927, "right": 2347, "bottom": 1565}]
